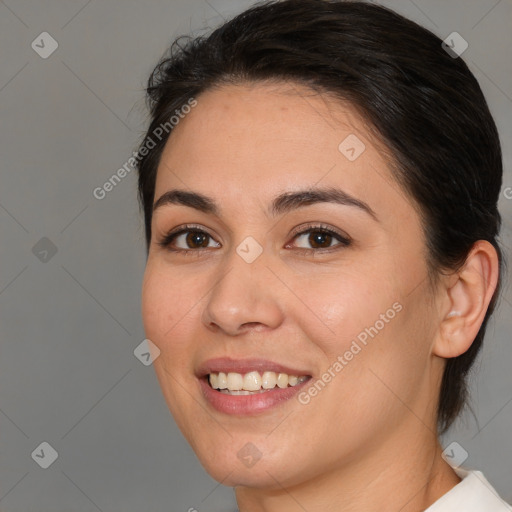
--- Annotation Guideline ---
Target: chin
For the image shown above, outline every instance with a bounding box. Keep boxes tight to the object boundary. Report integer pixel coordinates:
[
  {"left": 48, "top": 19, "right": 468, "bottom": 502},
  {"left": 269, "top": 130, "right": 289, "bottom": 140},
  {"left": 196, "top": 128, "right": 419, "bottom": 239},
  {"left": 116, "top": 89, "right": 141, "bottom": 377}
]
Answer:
[
  {"left": 189, "top": 434, "right": 309, "bottom": 490},
  {"left": 201, "top": 455, "right": 291, "bottom": 489}
]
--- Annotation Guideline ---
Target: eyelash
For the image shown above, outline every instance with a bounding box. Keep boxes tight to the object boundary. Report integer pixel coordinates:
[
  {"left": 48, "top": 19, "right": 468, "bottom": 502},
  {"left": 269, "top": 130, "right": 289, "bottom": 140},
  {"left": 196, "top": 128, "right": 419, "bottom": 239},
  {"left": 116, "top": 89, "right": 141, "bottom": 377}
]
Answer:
[{"left": 157, "top": 223, "right": 351, "bottom": 256}]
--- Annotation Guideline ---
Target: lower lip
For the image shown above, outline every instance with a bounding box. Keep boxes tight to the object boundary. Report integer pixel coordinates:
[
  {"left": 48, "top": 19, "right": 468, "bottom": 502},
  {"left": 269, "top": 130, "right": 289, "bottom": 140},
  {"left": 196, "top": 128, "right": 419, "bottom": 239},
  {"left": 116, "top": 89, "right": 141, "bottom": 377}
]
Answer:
[{"left": 199, "top": 377, "right": 310, "bottom": 415}]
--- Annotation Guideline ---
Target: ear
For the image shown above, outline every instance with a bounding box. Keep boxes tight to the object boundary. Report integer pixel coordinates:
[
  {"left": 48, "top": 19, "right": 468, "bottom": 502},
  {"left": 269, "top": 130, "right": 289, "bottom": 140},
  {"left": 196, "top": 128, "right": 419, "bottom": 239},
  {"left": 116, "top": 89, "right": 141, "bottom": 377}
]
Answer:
[{"left": 433, "top": 240, "right": 500, "bottom": 359}]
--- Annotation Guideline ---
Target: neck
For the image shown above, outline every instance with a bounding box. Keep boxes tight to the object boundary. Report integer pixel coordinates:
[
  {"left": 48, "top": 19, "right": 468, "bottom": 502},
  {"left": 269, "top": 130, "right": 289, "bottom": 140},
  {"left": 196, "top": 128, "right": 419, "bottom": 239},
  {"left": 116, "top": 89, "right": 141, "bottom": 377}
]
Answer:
[{"left": 234, "top": 423, "right": 461, "bottom": 512}]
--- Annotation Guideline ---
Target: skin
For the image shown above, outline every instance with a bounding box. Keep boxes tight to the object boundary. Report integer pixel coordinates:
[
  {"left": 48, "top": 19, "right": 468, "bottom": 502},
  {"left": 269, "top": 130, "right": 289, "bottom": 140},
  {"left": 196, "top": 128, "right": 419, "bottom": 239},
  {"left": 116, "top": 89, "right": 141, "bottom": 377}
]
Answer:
[{"left": 141, "top": 82, "right": 499, "bottom": 512}]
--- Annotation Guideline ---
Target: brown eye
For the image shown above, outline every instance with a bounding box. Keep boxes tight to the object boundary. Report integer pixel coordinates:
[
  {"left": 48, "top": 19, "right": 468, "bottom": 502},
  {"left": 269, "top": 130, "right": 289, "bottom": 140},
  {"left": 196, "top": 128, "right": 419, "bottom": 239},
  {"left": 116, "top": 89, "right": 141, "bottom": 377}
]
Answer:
[
  {"left": 306, "top": 230, "right": 335, "bottom": 249},
  {"left": 158, "top": 225, "right": 220, "bottom": 252},
  {"left": 184, "top": 231, "right": 210, "bottom": 249},
  {"left": 290, "top": 226, "right": 351, "bottom": 252}
]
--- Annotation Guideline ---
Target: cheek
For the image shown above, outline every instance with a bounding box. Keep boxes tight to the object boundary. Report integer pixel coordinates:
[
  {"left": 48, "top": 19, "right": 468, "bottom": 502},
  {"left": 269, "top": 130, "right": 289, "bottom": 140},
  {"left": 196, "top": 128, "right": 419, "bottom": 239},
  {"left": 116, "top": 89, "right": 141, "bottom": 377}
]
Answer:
[
  {"left": 297, "top": 271, "right": 425, "bottom": 412},
  {"left": 319, "top": 294, "right": 434, "bottom": 437},
  {"left": 299, "top": 268, "right": 401, "bottom": 358},
  {"left": 141, "top": 263, "right": 201, "bottom": 428},
  {"left": 141, "top": 262, "right": 196, "bottom": 349}
]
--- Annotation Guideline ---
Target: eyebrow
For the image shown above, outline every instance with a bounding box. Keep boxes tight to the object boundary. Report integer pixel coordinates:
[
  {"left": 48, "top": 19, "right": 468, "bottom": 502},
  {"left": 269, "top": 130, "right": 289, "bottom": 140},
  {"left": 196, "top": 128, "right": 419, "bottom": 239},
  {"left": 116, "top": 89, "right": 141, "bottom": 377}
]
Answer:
[{"left": 152, "top": 186, "right": 378, "bottom": 221}]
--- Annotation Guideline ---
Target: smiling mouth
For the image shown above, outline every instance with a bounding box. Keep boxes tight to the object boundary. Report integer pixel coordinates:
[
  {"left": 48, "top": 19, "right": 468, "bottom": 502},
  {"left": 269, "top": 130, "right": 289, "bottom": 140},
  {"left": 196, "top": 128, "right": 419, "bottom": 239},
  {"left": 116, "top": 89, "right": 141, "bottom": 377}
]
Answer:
[{"left": 207, "top": 371, "right": 311, "bottom": 395}]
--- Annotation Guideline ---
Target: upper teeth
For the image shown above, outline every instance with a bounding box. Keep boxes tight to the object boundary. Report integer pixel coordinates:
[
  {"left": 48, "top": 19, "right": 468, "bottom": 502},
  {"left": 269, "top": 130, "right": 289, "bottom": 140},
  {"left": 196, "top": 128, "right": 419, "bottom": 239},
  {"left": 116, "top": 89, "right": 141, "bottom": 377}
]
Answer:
[{"left": 209, "top": 371, "right": 308, "bottom": 392}]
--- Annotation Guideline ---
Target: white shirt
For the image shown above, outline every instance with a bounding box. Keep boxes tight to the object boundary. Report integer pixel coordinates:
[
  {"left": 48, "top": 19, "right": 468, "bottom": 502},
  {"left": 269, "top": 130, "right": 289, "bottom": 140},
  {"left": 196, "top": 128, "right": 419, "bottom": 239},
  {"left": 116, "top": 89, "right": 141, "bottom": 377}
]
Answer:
[{"left": 425, "top": 467, "right": 512, "bottom": 511}]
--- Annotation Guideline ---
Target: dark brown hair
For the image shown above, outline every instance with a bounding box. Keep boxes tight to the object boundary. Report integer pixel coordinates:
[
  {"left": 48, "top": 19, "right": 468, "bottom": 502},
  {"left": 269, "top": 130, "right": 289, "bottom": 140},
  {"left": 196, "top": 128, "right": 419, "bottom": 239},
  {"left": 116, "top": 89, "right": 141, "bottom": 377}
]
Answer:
[{"left": 136, "top": 0, "right": 504, "bottom": 433}]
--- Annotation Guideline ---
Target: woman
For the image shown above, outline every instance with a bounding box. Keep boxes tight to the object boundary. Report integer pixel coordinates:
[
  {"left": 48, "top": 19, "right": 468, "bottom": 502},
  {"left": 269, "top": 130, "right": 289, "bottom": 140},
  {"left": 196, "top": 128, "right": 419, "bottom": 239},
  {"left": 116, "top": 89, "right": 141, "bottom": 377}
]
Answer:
[{"left": 136, "top": 0, "right": 511, "bottom": 509}]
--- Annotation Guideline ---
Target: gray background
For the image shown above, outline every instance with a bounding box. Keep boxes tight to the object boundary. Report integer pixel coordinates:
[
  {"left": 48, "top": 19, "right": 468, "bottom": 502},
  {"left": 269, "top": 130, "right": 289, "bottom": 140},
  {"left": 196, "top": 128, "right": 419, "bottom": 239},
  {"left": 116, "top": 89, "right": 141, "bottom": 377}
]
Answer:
[{"left": 0, "top": 0, "right": 510, "bottom": 510}]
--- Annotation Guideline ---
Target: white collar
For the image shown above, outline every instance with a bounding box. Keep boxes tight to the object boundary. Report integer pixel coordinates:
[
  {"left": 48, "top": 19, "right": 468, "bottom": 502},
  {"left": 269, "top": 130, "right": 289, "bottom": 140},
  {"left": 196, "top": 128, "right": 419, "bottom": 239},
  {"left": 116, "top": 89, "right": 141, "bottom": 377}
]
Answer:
[{"left": 425, "top": 467, "right": 512, "bottom": 511}]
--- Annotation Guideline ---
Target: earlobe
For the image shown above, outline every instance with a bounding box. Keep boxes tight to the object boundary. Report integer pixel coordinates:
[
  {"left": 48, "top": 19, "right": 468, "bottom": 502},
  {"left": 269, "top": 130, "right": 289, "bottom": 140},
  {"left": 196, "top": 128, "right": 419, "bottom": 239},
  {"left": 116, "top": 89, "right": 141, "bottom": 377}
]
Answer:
[{"left": 433, "top": 240, "right": 499, "bottom": 359}]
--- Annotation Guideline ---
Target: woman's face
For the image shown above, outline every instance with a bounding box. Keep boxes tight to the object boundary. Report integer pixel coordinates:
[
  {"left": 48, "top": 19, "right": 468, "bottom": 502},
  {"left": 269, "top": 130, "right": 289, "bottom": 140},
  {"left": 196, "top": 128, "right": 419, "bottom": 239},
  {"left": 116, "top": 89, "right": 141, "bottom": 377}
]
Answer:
[{"left": 141, "top": 82, "right": 444, "bottom": 488}]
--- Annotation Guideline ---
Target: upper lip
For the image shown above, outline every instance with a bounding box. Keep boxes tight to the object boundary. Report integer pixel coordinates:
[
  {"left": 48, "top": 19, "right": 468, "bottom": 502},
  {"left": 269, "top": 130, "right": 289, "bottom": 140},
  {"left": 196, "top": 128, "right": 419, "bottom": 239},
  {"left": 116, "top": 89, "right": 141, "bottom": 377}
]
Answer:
[{"left": 197, "top": 357, "right": 311, "bottom": 378}]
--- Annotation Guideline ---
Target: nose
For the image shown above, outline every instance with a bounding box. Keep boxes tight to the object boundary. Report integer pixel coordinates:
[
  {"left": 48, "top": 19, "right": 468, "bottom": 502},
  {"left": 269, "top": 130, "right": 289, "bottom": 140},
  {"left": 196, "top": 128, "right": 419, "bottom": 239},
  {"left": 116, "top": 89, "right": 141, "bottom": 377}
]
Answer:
[{"left": 201, "top": 246, "right": 285, "bottom": 336}]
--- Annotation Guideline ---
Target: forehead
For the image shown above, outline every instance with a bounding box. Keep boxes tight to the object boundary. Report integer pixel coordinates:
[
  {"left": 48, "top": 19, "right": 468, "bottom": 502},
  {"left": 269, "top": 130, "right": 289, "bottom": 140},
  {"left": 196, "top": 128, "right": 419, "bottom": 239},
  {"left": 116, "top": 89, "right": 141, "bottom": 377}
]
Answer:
[
  {"left": 153, "top": 82, "right": 413, "bottom": 225},
  {"left": 159, "top": 81, "right": 373, "bottom": 163}
]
